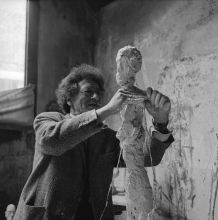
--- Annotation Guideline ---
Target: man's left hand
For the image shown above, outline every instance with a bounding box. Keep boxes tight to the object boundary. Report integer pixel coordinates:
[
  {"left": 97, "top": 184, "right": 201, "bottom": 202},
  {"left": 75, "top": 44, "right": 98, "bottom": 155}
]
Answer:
[{"left": 144, "top": 87, "right": 171, "bottom": 123}]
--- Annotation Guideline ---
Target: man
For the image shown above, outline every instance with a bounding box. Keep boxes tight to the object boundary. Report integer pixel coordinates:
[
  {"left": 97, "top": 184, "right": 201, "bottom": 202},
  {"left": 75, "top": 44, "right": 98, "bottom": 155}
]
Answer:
[
  {"left": 14, "top": 64, "right": 173, "bottom": 220},
  {"left": 5, "top": 204, "right": 16, "bottom": 220}
]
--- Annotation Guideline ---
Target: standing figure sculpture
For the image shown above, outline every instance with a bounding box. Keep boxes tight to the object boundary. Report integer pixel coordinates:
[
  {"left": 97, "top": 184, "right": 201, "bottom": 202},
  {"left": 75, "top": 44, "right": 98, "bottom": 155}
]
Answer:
[{"left": 116, "top": 46, "right": 154, "bottom": 220}]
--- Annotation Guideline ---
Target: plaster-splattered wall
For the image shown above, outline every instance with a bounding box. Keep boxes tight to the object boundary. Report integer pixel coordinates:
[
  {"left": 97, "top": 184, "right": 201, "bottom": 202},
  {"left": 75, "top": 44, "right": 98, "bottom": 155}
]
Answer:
[{"left": 95, "top": 0, "right": 218, "bottom": 219}]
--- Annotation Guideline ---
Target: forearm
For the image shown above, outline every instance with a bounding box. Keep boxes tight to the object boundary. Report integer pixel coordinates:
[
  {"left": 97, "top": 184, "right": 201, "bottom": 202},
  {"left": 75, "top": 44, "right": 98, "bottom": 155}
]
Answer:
[
  {"left": 34, "top": 110, "right": 103, "bottom": 156},
  {"left": 96, "top": 105, "right": 113, "bottom": 122},
  {"left": 144, "top": 134, "right": 174, "bottom": 167}
]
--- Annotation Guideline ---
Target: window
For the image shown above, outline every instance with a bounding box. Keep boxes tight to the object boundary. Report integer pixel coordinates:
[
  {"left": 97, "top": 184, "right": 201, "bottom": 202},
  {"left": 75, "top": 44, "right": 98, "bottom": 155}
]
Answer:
[{"left": 0, "top": 0, "right": 27, "bottom": 92}]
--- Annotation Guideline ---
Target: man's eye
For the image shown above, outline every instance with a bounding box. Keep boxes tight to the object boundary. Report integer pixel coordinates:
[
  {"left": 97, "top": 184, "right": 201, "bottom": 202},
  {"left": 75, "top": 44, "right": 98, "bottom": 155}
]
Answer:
[
  {"left": 85, "top": 90, "right": 92, "bottom": 94},
  {"left": 81, "top": 90, "right": 103, "bottom": 97},
  {"left": 82, "top": 90, "right": 93, "bottom": 96}
]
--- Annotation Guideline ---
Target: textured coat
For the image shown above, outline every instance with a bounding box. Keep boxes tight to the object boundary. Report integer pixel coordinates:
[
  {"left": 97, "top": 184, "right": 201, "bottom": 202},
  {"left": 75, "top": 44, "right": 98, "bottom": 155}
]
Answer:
[{"left": 14, "top": 110, "right": 173, "bottom": 220}]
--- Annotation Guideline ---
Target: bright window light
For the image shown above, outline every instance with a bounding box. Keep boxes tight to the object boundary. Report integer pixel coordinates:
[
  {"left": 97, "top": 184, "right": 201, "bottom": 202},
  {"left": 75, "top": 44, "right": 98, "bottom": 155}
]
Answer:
[{"left": 0, "top": 0, "right": 27, "bottom": 92}]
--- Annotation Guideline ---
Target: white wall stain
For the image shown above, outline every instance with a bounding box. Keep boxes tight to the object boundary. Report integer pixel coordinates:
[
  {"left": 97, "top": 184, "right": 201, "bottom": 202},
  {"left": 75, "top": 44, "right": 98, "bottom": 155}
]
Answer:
[{"left": 152, "top": 54, "right": 218, "bottom": 219}]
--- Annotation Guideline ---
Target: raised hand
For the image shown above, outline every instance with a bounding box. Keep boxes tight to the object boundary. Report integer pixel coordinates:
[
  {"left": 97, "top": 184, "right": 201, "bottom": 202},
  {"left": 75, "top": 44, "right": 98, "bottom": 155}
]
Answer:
[
  {"left": 105, "top": 88, "right": 129, "bottom": 114},
  {"left": 96, "top": 88, "right": 130, "bottom": 121},
  {"left": 144, "top": 87, "right": 171, "bottom": 123}
]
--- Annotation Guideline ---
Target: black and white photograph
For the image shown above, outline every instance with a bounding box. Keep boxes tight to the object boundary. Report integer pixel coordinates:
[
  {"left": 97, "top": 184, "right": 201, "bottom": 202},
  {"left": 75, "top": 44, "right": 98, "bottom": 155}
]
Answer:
[{"left": 0, "top": 0, "right": 217, "bottom": 219}]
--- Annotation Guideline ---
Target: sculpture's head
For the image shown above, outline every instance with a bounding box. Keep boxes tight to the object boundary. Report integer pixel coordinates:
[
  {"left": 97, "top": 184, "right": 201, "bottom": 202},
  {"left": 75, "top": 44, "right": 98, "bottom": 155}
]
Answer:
[{"left": 116, "top": 45, "right": 142, "bottom": 87}]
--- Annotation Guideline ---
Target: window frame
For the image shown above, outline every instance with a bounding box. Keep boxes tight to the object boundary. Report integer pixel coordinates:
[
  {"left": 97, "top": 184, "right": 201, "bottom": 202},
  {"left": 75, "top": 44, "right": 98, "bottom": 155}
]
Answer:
[{"left": 25, "top": 0, "right": 40, "bottom": 116}]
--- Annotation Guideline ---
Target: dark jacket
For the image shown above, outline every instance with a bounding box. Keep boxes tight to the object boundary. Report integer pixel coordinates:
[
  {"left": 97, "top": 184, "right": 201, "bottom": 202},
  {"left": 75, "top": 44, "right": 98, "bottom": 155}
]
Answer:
[{"left": 14, "top": 110, "right": 173, "bottom": 220}]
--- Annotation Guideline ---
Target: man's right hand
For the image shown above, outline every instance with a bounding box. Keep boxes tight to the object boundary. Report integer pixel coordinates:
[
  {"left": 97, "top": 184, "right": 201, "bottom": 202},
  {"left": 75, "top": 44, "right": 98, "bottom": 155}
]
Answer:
[
  {"left": 96, "top": 88, "right": 128, "bottom": 121},
  {"left": 106, "top": 88, "right": 130, "bottom": 114}
]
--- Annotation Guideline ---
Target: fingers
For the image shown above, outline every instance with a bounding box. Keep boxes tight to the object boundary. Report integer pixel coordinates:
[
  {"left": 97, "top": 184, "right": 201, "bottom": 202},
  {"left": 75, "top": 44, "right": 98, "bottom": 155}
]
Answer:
[
  {"left": 155, "top": 92, "right": 161, "bottom": 108},
  {"left": 150, "top": 90, "right": 157, "bottom": 106},
  {"left": 146, "top": 87, "right": 152, "bottom": 99},
  {"left": 118, "top": 87, "right": 147, "bottom": 101},
  {"left": 116, "top": 89, "right": 129, "bottom": 100},
  {"left": 117, "top": 87, "right": 170, "bottom": 112},
  {"left": 117, "top": 90, "right": 128, "bottom": 102},
  {"left": 159, "top": 95, "right": 169, "bottom": 108},
  {"left": 146, "top": 87, "right": 170, "bottom": 109},
  {"left": 124, "top": 86, "right": 147, "bottom": 96},
  {"left": 144, "top": 100, "right": 153, "bottom": 112}
]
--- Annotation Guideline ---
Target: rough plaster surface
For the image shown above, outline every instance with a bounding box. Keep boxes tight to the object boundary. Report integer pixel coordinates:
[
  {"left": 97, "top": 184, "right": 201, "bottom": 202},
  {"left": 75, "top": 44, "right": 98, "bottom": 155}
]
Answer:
[
  {"left": 95, "top": 0, "right": 218, "bottom": 219},
  {"left": 116, "top": 46, "right": 153, "bottom": 219},
  {"left": 117, "top": 104, "right": 153, "bottom": 220},
  {"left": 155, "top": 54, "right": 218, "bottom": 220}
]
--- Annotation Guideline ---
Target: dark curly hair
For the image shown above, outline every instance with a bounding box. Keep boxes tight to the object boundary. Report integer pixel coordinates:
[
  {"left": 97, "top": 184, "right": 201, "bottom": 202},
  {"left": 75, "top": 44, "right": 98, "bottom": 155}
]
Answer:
[{"left": 56, "top": 64, "right": 104, "bottom": 114}]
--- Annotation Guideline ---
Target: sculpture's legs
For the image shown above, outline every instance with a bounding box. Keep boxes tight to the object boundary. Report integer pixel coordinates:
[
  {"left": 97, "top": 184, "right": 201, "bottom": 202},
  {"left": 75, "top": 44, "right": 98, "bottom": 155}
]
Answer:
[
  {"left": 117, "top": 104, "right": 153, "bottom": 220},
  {"left": 125, "top": 167, "right": 153, "bottom": 220}
]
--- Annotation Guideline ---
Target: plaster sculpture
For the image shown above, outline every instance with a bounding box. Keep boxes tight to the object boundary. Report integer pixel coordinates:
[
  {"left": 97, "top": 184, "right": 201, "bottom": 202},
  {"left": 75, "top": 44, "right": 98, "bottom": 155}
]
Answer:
[{"left": 116, "top": 46, "right": 153, "bottom": 220}]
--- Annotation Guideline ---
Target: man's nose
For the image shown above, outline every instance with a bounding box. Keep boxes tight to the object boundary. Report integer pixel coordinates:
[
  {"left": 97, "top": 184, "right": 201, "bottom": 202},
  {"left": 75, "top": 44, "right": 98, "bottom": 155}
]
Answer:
[{"left": 91, "top": 92, "right": 100, "bottom": 101}]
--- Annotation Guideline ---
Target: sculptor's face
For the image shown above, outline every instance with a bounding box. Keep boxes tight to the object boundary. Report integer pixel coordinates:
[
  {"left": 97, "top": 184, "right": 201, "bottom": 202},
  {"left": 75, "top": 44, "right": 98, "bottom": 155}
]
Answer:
[{"left": 68, "top": 79, "right": 104, "bottom": 114}]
